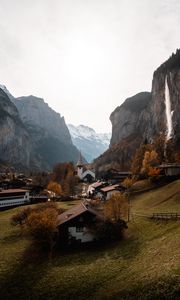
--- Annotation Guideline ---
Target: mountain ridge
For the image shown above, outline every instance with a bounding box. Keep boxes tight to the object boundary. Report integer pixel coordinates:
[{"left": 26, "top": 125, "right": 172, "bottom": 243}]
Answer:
[
  {"left": 68, "top": 124, "right": 110, "bottom": 162},
  {"left": 0, "top": 87, "right": 79, "bottom": 170}
]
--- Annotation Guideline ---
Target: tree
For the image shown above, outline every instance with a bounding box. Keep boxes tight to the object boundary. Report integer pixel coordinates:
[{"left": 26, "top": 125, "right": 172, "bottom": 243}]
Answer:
[
  {"left": 152, "top": 134, "right": 166, "bottom": 163},
  {"left": 148, "top": 167, "right": 161, "bottom": 177},
  {"left": 25, "top": 207, "right": 58, "bottom": 257},
  {"left": 11, "top": 207, "right": 32, "bottom": 228},
  {"left": 140, "top": 150, "right": 159, "bottom": 177},
  {"left": 131, "top": 143, "right": 152, "bottom": 175},
  {"left": 123, "top": 176, "right": 137, "bottom": 190},
  {"left": 175, "top": 151, "right": 180, "bottom": 163},
  {"left": 94, "top": 219, "right": 127, "bottom": 242},
  {"left": 104, "top": 193, "right": 128, "bottom": 223},
  {"left": 123, "top": 176, "right": 137, "bottom": 222},
  {"left": 47, "top": 181, "right": 62, "bottom": 196},
  {"left": 11, "top": 202, "right": 61, "bottom": 256}
]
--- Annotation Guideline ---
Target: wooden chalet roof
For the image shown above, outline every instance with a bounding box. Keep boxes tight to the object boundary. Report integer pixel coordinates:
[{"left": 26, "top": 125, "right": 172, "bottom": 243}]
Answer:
[
  {"left": 0, "top": 188, "right": 29, "bottom": 195},
  {"left": 91, "top": 181, "right": 105, "bottom": 188},
  {"left": 100, "top": 184, "right": 121, "bottom": 193},
  {"left": 158, "top": 164, "right": 180, "bottom": 169},
  {"left": 57, "top": 202, "right": 100, "bottom": 226}
]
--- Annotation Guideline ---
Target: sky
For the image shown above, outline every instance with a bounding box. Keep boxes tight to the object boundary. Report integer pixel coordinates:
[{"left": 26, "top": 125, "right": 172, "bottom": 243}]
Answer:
[{"left": 0, "top": 0, "right": 180, "bottom": 133}]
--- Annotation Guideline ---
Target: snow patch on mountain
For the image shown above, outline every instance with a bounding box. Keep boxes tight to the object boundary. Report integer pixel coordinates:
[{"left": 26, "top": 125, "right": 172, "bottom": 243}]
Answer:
[{"left": 68, "top": 124, "right": 111, "bottom": 162}]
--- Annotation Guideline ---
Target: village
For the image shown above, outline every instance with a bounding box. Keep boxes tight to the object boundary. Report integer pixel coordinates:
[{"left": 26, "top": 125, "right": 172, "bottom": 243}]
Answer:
[{"left": 1, "top": 151, "right": 180, "bottom": 248}]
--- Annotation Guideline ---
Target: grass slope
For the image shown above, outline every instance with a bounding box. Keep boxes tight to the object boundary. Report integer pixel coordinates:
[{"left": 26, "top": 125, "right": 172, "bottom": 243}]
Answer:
[
  {"left": 131, "top": 179, "right": 180, "bottom": 214},
  {"left": 0, "top": 181, "right": 180, "bottom": 300}
]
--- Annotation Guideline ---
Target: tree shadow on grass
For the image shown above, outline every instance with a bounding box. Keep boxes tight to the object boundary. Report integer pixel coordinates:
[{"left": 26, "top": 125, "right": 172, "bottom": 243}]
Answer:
[
  {"left": 0, "top": 242, "right": 50, "bottom": 300},
  {"left": 52, "top": 235, "right": 141, "bottom": 268}
]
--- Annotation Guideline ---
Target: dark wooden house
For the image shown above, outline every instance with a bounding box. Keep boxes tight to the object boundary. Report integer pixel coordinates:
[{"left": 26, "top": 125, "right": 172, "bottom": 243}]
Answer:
[{"left": 57, "top": 202, "right": 101, "bottom": 245}]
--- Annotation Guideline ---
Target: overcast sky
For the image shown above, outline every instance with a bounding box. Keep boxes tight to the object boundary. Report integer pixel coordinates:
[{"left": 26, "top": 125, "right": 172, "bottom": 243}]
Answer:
[{"left": 0, "top": 0, "right": 180, "bottom": 132}]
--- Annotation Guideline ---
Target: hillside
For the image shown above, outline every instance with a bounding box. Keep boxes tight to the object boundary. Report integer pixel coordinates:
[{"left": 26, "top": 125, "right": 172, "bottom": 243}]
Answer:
[
  {"left": 131, "top": 179, "right": 180, "bottom": 214},
  {"left": 0, "top": 180, "right": 179, "bottom": 299}
]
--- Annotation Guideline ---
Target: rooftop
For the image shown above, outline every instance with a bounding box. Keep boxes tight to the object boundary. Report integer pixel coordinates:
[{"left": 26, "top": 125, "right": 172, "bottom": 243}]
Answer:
[
  {"left": 57, "top": 202, "right": 100, "bottom": 226},
  {"left": 100, "top": 184, "right": 121, "bottom": 192},
  {"left": 158, "top": 164, "right": 180, "bottom": 168},
  {"left": 0, "top": 188, "right": 29, "bottom": 194}
]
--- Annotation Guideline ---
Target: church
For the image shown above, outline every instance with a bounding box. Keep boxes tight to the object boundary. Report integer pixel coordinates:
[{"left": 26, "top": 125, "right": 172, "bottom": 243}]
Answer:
[{"left": 76, "top": 152, "right": 95, "bottom": 182}]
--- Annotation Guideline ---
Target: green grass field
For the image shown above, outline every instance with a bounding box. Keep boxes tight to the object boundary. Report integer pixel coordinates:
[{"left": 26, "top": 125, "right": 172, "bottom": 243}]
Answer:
[{"left": 0, "top": 181, "right": 180, "bottom": 300}]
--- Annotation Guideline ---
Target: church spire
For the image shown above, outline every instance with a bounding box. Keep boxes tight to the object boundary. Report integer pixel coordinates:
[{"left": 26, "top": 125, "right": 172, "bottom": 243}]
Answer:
[{"left": 76, "top": 151, "right": 83, "bottom": 167}]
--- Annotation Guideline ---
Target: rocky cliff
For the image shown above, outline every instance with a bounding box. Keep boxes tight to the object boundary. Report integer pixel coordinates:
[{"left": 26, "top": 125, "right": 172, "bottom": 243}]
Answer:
[
  {"left": 0, "top": 89, "right": 79, "bottom": 170},
  {"left": 0, "top": 88, "right": 36, "bottom": 170},
  {"left": 12, "top": 96, "right": 79, "bottom": 170},
  {"left": 95, "top": 50, "right": 180, "bottom": 173}
]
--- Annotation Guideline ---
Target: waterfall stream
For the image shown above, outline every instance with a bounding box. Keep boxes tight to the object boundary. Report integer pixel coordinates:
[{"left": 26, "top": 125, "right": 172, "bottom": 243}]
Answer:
[{"left": 165, "top": 75, "right": 173, "bottom": 140}]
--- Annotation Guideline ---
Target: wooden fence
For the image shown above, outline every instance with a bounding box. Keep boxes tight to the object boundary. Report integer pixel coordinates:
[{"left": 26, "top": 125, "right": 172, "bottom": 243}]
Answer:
[{"left": 151, "top": 213, "right": 180, "bottom": 220}]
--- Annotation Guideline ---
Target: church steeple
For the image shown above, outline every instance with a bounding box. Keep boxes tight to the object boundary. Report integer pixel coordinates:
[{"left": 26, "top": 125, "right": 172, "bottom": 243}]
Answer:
[
  {"left": 76, "top": 151, "right": 83, "bottom": 167},
  {"left": 76, "top": 151, "right": 84, "bottom": 179}
]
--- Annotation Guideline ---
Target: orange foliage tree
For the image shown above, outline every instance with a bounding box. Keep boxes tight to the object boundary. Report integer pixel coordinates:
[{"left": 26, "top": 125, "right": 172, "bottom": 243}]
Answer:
[
  {"left": 47, "top": 181, "right": 62, "bottom": 196},
  {"left": 140, "top": 150, "right": 159, "bottom": 177},
  {"left": 26, "top": 207, "right": 58, "bottom": 256},
  {"left": 104, "top": 193, "right": 128, "bottom": 222}
]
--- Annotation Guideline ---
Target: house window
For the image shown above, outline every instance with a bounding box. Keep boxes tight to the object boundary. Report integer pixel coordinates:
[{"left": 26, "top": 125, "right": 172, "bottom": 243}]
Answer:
[{"left": 76, "top": 227, "right": 84, "bottom": 232}]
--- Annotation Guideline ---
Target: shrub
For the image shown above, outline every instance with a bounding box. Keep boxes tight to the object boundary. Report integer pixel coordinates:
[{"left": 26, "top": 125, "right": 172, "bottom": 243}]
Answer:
[{"left": 95, "top": 219, "right": 127, "bottom": 242}]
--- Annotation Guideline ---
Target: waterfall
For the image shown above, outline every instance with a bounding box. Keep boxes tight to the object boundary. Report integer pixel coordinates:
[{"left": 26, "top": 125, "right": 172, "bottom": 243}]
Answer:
[{"left": 164, "top": 75, "right": 173, "bottom": 140}]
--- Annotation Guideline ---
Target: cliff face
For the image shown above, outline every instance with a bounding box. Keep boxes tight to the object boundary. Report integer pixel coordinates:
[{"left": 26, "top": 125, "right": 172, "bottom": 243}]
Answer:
[
  {"left": 148, "top": 66, "right": 180, "bottom": 146},
  {"left": 95, "top": 50, "right": 180, "bottom": 172},
  {"left": 0, "top": 89, "right": 79, "bottom": 170},
  {"left": 12, "top": 96, "right": 79, "bottom": 169},
  {"left": 110, "top": 92, "right": 151, "bottom": 146},
  {"left": 13, "top": 96, "right": 72, "bottom": 145},
  {"left": 0, "top": 88, "right": 34, "bottom": 169}
]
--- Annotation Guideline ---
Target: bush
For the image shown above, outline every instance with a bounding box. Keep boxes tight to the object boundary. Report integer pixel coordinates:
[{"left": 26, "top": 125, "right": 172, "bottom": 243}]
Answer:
[{"left": 95, "top": 219, "right": 127, "bottom": 242}]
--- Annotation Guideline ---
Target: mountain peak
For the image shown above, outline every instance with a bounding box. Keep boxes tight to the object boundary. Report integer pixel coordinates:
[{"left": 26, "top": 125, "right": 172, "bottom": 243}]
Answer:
[{"left": 68, "top": 124, "right": 111, "bottom": 162}]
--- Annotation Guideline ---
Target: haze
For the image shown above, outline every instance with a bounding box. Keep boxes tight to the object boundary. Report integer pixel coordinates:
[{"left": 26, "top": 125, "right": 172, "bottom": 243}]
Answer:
[{"left": 0, "top": 0, "right": 180, "bottom": 132}]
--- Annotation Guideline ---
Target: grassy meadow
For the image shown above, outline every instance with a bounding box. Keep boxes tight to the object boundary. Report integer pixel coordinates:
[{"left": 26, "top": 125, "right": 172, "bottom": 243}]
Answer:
[{"left": 0, "top": 181, "right": 180, "bottom": 300}]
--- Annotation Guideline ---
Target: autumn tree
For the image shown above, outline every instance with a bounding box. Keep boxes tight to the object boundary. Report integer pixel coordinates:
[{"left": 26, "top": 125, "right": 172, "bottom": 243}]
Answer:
[
  {"left": 26, "top": 207, "right": 58, "bottom": 256},
  {"left": 140, "top": 150, "right": 159, "bottom": 177},
  {"left": 104, "top": 193, "right": 128, "bottom": 223},
  {"left": 50, "top": 162, "right": 78, "bottom": 197},
  {"left": 11, "top": 203, "right": 61, "bottom": 256},
  {"left": 165, "top": 139, "right": 175, "bottom": 162},
  {"left": 152, "top": 134, "right": 166, "bottom": 163},
  {"left": 52, "top": 162, "right": 75, "bottom": 183},
  {"left": 11, "top": 207, "right": 33, "bottom": 228},
  {"left": 123, "top": 176, "right": 137, "bottom": 190},
  {"left": 47, "top": 181, "right": 62, "bottom": 196},
  {"left": 131, "top": 143, "right": 152, "bottom": 175},
  {"left": 122, "top": 176, "right": 137, "bottom": 222},
  {"left": 175, "top": 151, "right": 180, "bottom": 163}
]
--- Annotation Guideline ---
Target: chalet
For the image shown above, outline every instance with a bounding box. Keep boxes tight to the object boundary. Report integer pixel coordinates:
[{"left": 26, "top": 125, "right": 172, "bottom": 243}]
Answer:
[
  {"left": 101, "top": 168, "right": 132, "bottom": 182},
  {"left": 57, "top": 202, "right": 102, "bottom": 245},
  {"left": 87, "top": 181, "right": 108, "bottom": 197},
  {"left": 76, "top": 152, "right": 95, "bottom": 182},
  {"left": 0, "top": 188, "right": 30, "bottom": 209},
  {"left": 158, "top": 164, "right": 180, "bottom": 176},
  {"left": 99, "top": 184, "right": 125, "bottom": 201}
]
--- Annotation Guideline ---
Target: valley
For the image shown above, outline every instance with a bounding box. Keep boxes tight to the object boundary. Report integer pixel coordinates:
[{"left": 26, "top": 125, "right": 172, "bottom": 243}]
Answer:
[{"left": 0, "top": 180, "right": 179, "bottom": 300}]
